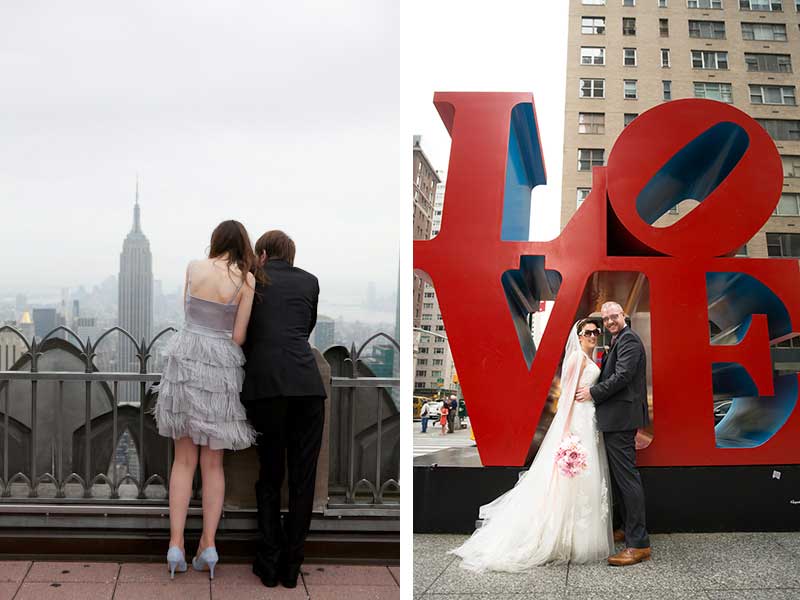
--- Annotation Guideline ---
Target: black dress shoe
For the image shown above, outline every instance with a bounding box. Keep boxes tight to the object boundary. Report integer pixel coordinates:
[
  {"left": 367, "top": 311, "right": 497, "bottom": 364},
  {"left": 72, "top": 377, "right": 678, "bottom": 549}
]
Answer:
[
  {"left": 252, "top": 560, "right": 279, "bottom": 587},
  {"left": 280, "top": 564, "right": 301, "bottom": 588}
]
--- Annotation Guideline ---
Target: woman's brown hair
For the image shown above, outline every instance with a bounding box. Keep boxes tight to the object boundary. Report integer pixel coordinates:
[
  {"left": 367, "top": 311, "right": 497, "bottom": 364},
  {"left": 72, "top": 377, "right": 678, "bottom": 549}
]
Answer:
[{"left": 208, "top": 220, "right": 267, "bottom": 286}]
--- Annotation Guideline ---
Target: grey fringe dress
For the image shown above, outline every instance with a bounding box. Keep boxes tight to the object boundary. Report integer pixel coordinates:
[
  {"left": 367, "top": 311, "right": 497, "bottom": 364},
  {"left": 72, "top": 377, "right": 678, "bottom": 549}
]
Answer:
[{"left": 153, "top": 273, "right": 256, "bottom": 450}]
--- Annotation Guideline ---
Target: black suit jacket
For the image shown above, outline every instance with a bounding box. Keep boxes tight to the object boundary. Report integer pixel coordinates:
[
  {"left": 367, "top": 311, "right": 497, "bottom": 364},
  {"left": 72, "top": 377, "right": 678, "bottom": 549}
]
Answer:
[
  {"left": 590, "top": 325, "right": 649, "bottom": 432},
  {"left": 241, "top": 259, "right": 326, "bottom": 402}
]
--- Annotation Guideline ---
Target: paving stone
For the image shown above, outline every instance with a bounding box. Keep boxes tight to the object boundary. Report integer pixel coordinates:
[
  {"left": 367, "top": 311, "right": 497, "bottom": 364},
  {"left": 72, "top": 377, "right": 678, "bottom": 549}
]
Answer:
[
  {"left": 200, "top": 563, "right": 262, "bottom": 585},
  {"left": 113, "top": 582, "right": 210, "bottom": 600},
  {"left": 670, "top": 533, "right": 800, "bottom": 589},
  {"left": 413, "top": 534, "right": 467, "bottom": 595},
  {"left": 14, "top": 582, "right": 114, "bottom": 600},
  {"left": 432, "top": 558, "right": 568, "bottom": 595},
  {"left": 567, "top": 591, "right": 711, "bottom": 600},
  {"left": 26, "top": 562, "right": 120, "bottom": 583},
  {"left": 416, "top": 594, "right": 565, "bottom": 600},
  {"left": 388, "top": 566, "right": 399, "bottom": 585},
  {"left": 212, "top": 583, "right": 307, "bottom": 599},
  {"left": 0, "top": 582, "right": 19, "bottom": 600},
  {"left": 117, "top": 562, "right": 209, "bottom": 583},
  {"left": 705, "top": 591, "right": 800, "bottom": 600},
  {"left": 0, "top": 561, "right": 30, "bottom": 582},
  {"left": 305, "top": 585, "right": 399, "bottom": 599},
  {"left": 301, "top": 564, "right": 396, "bottom": 586}
]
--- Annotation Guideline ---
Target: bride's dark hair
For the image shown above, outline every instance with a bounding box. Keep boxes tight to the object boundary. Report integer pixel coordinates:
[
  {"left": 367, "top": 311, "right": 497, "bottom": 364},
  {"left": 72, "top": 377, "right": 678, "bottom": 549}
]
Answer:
[
  {"left": 208, "top": 220, "right": 267, "bottom": 286},
  {"left": 576, "top": 318, "right": 600, "bottom": 334}
]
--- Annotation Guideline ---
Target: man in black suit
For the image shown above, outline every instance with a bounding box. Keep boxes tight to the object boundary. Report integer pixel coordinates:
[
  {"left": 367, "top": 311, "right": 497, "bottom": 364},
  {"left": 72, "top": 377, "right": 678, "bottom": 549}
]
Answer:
[
  {"left": 576, "top": 301, "right": 651, "bottom": 566},
  {"left": 241, "top": 230, "right": 327, "bottom": 588}
]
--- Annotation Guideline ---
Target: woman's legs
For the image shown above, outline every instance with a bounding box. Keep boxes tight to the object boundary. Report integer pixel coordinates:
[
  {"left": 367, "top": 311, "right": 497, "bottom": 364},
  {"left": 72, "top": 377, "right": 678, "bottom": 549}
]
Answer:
[
  {"left": 198, "top": 446, "right": 225, "bottom": 553},
  {"left": 169, "top": 437, "right": 199, "bottom": 552}
]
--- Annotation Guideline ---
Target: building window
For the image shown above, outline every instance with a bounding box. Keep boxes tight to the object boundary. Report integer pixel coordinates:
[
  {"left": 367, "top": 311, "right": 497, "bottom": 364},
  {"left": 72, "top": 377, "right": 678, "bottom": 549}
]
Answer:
[
  {"left": 579, "top": 112, "right": 606, "bottom": 134},
  {"left": 578, "top": 148, "right": 605, "bottom": 171},
  {"left": 415, "top": 381, "right": 425, "bottom": 388},
  {"left": 434, "top": 348, "right": 445, "bottom": 354},
  {"left": 623, "top": 0, "right": 635, "bottom": 5},
  {"left": 581, "top": 46, "right": 606, "bottom": 65},
  {"left": 659, "top": 18, "right": 670, "bottom": 36},
  {"left": 577, "top": 188, "right": 591, "bottom": 207},
  {"left": 742, "top": 22, "right": 787, "bottom": 40},
  {"left": 750, "top": 85, "right": 797, "bottom": 105},
  {"left": 689, "top": 0, "right": 723, "bottom": 6},
  {"left": 745, "top": 53, "right": 792, "bottom": 72},
  {"left": 580, "top": 78, "right": 606, "bottom": 98},
  {"left": 694, "top": 81, "right": 733, "bottom": 102},
  {"left": 624, "top": 113, "right": 639, "bottom": 126},
  {"left": 623, "top": 48, "right": 637, "bottom": 66},
  {"left": 418, "top": 359, "right": 428, "bottom": 366},
  {"left": 623, "top": 17, "right": 636, "bottom": 35},
  {"left": 739, "top": 0, "right": 782, "bottom": 9},
  {"left": 435, "top": 325, "right": 445, "bottom": 331},
  {"left": 775, "top": 193, "right": 800, "bottom": 215},
  {"left": 767, "top": 232, "right": 800, "bottom": 257},
  {"left": 691, "top": 50, "right": 729, "bottom": 69},
  {"left": 782, "top": 155, "right": 800, "bottom": 177},
  {"left": 757, "top": 119, "right": 800, "bottom": 140},
  {"left": 689, "top": 20, "right": 726, "bottom": 38},
  {"left": 624, "top": 79, "right": 638, "bottom": 99},
  {"left": 659, "top": 0, "right": 668, "bottom": 6},
  {"left": 661, "top": 49, "right": 671, "bottom": 67},
  {"left": 581, "top": 16, "right": 606, "bottom": 34},
  {"left": 433, "top": 359, "right": 444, "bottom": 366},
  {"left": 418, "top": 347, "right": 429, "bottom": 354},
  {"left": 423, "top": 302, "right": 434, "bottom": 309},
  {"left": 431, "top": 370, "right": 442, "bottom": 378},
  {"left": 416, "top": 370, "right": 427, "bottom": 377},
  {"left": 424, "top": 292, "right": 434, "bottom": 298},
  {"left": 663, "top": 80, "right": 672, "bottom": 100}
]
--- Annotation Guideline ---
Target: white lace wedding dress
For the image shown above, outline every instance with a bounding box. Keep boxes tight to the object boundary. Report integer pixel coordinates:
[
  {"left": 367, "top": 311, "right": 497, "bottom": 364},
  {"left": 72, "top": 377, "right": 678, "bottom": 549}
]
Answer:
[{"left": 452, "top": 346, "right": 613, "bottom": 571}]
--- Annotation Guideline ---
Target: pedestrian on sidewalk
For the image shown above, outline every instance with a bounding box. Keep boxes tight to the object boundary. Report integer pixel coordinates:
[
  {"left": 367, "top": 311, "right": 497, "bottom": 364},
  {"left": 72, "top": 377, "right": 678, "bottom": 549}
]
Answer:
[
  {"left": 420, "top": 400, "right": 430, "bottom": 433},
  {"left": 447, "top": 395, "right": 458, "bottom": 433},
  {"left": 440, "top": 402, "right": 449, "bottom": 436}
]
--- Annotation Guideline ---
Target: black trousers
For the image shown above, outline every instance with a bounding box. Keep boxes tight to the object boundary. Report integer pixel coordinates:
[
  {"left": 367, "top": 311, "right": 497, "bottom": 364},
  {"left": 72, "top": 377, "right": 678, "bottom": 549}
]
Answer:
[
  {"left": 247, "top": 395, "right": 325, "bottom": 569},
  {"left": 604, "top": 430, "right": 650, "bottom": 549}
]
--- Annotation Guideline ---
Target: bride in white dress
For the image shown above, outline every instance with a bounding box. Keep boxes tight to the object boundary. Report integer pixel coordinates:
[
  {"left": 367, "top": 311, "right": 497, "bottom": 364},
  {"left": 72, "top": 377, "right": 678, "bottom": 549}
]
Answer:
[{"left": 452, "top": 319, "right": 613, "bottom": 571}]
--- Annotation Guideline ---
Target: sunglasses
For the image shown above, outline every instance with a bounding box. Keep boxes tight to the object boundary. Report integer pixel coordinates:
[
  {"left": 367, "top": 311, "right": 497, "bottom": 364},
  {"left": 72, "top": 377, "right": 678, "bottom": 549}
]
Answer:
[{"left": 580, "top": 330, "right": 600, "bottom": 337}]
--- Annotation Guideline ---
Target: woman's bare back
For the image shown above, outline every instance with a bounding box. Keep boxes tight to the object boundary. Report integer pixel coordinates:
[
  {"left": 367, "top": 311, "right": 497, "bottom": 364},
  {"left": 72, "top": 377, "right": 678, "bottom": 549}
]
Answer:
[{"left": 187, "top": 258, "right": 246, "bottom": 305}]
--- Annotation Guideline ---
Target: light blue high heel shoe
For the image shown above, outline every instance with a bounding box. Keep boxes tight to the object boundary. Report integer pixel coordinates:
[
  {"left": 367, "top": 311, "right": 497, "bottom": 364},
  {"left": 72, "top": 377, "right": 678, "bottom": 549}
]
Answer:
[
  {"left": 167, "top": 546, "right": 187, "bottom": 579},
  {"left": 192, "top": 546, "right": 219, "bottom": 579}
]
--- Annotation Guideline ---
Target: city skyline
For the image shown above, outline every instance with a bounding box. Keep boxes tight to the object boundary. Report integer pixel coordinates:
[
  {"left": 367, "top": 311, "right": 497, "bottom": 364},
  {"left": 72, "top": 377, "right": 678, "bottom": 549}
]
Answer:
[{"left": 0, "top": 1, "right": 400, "bottom": 297}]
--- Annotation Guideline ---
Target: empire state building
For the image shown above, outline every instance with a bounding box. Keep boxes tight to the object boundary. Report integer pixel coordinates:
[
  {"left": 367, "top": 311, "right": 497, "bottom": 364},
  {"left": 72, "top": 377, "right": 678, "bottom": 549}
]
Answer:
[{"left": 118, "top": 183, "right": 153, "bottom": 402}]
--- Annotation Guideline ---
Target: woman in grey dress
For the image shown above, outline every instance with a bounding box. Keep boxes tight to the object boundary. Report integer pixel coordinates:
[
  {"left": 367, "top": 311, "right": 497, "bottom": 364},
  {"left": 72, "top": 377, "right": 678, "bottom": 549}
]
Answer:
[{"left": 153, "top": 220, "right": 263, "bottom": 579}]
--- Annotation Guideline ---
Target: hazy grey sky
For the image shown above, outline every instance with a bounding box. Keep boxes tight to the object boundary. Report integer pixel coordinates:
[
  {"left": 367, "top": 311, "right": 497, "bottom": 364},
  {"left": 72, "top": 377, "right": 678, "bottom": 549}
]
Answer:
[
  {"left": 0, "top": 1, "right": 400, "bottom": 300},
  {"left": 404, "top": 0, "right": 568, "bottom": 241}
]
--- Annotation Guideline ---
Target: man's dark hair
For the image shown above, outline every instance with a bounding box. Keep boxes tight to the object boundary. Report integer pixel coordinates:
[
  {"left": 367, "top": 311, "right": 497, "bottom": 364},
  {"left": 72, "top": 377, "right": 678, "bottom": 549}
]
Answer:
[{"left": 255, "top": 230, "right": 296, "bottom": 266}]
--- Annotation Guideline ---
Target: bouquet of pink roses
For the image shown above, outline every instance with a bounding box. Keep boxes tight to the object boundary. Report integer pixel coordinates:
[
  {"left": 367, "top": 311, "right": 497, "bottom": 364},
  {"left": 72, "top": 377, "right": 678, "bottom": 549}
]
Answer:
[{"left": 555, "top": 434, "right": 589, "bottom": 478}]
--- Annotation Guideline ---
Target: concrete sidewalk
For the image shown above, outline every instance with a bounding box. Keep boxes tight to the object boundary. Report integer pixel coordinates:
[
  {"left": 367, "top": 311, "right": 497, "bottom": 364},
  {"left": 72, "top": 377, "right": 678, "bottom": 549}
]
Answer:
[
  {"left": 0, "top": 560, "right": 399, "bottom": 599},
  {"left": 415, "top": 532, "right": 800, "bottom": 599}
]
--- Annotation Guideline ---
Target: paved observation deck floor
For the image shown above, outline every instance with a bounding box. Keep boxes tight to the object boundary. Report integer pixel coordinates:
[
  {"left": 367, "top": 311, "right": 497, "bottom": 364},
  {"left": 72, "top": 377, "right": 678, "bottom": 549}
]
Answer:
[
  {"left": 0, "top": 560, "right": 399, "bottom": 600},
  {"left": 415, "top": 532, "right": 800, "bottom": 600}
]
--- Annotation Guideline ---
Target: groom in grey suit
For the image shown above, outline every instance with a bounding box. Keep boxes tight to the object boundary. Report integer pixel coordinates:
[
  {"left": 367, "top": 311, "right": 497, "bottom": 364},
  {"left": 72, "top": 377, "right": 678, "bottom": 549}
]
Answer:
[{"left": 576, "top": 301, "right": 651, "bottom": 566}]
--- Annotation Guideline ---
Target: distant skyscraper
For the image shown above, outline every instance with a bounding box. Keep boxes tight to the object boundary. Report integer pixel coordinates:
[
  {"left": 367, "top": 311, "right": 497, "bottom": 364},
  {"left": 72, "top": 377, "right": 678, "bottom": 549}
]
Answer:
[
  {"left": 413, "top": 135, "right": 440, "bottom": 329},
  {"left": 32, "top": 308, "right": 61, "bottom": 340},
  {"left": 118, "top": 180, "right": 153, "bottom": 402},
  {"left": 313, "top": 316, "right": 335, "bottom": 351}
]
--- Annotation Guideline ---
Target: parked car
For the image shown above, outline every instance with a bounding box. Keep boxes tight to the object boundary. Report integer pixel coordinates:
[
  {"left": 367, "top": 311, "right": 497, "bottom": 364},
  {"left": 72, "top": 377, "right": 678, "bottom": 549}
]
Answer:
[{"left": 426, "top": 401, "right": 443, "bottom": 424}]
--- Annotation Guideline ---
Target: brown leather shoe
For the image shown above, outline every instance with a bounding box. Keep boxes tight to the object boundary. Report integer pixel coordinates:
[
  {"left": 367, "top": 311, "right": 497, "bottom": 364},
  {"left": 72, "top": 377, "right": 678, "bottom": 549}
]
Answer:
[
  {"left": 613, "top": 529, "right": 625, "bottom": 543},
  {"left": 607, "top": 546, "right": 651, "bottom": 566}
]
